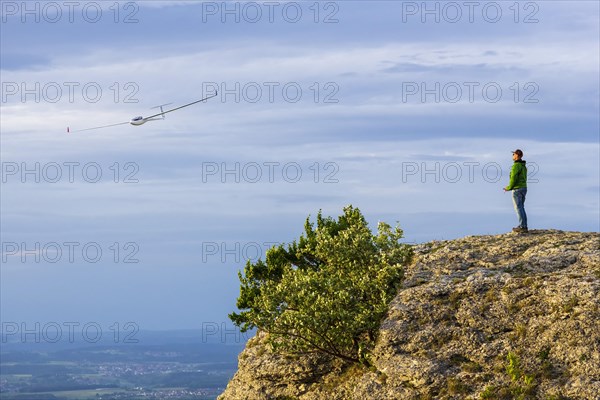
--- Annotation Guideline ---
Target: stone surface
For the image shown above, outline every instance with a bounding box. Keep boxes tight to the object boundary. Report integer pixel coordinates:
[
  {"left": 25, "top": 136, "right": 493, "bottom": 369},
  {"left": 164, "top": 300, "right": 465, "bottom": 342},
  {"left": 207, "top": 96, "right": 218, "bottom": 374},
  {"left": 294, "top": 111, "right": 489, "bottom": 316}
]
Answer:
[{"left": 219, "top": 230, "right": 600, "bottom": 400}]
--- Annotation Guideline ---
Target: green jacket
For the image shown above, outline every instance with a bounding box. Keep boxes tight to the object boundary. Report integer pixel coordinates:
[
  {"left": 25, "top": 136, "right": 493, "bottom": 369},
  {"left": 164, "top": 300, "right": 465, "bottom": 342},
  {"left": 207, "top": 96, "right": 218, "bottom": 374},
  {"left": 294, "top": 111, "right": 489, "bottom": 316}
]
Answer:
[{"left": 506, "top": 160, "right": 527, "bottom": 190}]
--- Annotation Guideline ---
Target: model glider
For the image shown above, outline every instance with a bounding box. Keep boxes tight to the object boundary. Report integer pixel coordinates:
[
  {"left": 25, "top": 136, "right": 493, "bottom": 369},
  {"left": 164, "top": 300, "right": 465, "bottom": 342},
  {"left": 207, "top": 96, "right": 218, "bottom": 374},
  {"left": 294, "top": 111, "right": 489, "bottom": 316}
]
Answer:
[{"left": 67, "top": 92, "right": 217, "bottom": 133}]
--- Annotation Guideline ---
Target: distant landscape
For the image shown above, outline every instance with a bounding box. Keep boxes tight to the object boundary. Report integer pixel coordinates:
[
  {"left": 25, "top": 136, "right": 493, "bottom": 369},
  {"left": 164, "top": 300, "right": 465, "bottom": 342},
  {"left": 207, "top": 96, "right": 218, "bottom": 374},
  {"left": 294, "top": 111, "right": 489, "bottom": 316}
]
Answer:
[{"left": 0, "top": 330, "right": 247, "bottom": 400}]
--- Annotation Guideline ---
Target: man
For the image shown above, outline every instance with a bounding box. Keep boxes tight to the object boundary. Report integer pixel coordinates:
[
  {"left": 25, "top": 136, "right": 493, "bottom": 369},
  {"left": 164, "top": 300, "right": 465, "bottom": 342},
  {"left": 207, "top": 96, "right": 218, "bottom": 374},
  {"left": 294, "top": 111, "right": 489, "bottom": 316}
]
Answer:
[{"left": 504, "top": 149, "right": 528, "bottom": 233}]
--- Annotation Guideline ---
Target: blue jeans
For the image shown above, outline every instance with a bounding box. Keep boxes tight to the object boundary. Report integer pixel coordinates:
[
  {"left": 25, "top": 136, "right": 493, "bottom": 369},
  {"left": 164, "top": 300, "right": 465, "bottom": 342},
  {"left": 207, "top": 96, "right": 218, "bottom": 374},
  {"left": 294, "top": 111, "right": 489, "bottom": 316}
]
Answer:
[{"left": 512, "top": 187, "right": 528, "bottom": 228}]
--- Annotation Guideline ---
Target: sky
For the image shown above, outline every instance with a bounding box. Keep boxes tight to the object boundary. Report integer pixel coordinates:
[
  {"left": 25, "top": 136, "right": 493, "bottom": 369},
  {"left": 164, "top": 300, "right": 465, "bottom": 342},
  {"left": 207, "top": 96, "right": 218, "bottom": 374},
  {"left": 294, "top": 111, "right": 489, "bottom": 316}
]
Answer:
[{"left": 1, "top": 1, "right": 599, "bottom": 334}]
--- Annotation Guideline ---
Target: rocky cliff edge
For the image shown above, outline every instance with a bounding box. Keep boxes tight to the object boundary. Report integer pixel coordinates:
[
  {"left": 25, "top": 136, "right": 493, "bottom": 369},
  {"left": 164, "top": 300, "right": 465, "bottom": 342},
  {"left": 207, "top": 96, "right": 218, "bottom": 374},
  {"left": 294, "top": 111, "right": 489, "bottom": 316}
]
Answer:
[{"left": 219, "top": 230, "right": 600, "bottom": 400}]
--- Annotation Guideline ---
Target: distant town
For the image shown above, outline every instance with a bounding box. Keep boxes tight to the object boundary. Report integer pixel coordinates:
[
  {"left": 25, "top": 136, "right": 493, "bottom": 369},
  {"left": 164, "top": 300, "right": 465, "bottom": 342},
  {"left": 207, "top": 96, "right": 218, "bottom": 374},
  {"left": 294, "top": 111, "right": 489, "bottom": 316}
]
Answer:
[{"left": 0, "top": 330, "right": 245, "bottom": 400}]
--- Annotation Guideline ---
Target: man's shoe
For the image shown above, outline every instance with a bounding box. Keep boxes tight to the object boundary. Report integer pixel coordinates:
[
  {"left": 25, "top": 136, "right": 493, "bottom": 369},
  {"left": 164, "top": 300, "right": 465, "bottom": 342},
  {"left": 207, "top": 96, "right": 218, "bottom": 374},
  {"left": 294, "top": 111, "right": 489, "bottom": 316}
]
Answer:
[{"left": 512, "top": 227, "right": 529, "bottom": 233}]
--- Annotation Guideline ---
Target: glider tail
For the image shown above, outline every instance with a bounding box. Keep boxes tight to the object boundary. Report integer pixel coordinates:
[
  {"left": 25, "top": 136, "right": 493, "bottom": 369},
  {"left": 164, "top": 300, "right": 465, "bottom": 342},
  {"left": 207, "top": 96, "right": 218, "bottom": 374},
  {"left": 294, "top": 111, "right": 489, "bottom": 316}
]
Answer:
[{"left": 151, "top": 103, "right": 173, "bottom": 119}]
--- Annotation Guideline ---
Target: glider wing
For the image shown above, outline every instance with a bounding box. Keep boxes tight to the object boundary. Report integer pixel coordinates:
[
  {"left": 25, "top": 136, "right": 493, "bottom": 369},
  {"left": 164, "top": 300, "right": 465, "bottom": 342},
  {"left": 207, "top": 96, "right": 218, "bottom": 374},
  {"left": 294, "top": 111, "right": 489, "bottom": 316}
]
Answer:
[
  {"left": 68, "top": 121, "right": 130, "bottom": 133},
  {"left": 143, "top": 92, "right": 218, "bottom": 120}
]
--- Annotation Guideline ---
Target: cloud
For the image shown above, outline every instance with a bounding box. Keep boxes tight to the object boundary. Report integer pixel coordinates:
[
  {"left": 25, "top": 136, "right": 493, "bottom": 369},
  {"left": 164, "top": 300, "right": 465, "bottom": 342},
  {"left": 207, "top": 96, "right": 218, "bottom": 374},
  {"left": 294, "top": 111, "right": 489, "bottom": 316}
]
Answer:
[
  {"left": 2, "top": 38, "right": 598, "bottom": 143},
  {"left": 1, "top": 0, "right": 598, "bottom": 330}
]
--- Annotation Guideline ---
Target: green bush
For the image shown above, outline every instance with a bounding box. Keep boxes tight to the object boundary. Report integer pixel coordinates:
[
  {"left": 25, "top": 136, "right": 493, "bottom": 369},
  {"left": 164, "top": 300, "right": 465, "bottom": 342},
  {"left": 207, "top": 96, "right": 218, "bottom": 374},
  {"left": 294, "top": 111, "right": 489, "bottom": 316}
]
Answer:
[
  {"left": 229, "top": 206, "right": 412, "bottom": 363},
  {"left": 505, "top": 351, "right": 537, "bottom": 399}
]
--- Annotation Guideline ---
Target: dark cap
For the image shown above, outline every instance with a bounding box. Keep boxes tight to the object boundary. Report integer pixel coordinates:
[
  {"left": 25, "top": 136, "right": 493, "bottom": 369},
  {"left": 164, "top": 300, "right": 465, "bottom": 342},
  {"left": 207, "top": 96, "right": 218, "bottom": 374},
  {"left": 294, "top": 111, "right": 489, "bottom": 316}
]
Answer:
[{"left": 512, "top": 149, "right": 523, "bottom": 157}]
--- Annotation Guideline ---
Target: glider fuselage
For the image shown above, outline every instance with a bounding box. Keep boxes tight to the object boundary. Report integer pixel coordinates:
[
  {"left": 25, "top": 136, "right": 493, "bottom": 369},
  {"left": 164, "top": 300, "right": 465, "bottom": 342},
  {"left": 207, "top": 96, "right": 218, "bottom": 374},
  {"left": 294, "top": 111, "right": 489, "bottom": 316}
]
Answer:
[{"left": 130, "top": 116, "right": 146, "bottom": 126}]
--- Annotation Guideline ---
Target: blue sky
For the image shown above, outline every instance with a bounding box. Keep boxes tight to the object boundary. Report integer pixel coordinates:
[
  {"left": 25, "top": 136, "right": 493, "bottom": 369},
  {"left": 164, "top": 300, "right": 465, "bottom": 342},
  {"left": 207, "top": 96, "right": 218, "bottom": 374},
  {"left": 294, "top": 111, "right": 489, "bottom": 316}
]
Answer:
[{"left": 1, "top": 1, "right": 599, "bottom": 332}]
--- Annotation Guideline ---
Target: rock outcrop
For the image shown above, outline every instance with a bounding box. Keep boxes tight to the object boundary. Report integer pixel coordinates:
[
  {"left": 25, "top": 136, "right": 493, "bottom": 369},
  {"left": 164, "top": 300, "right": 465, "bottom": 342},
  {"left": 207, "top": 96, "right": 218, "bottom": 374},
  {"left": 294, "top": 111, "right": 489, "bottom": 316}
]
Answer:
[{"left": 219, "top": 230, "right": 600, "bottom": 400}]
